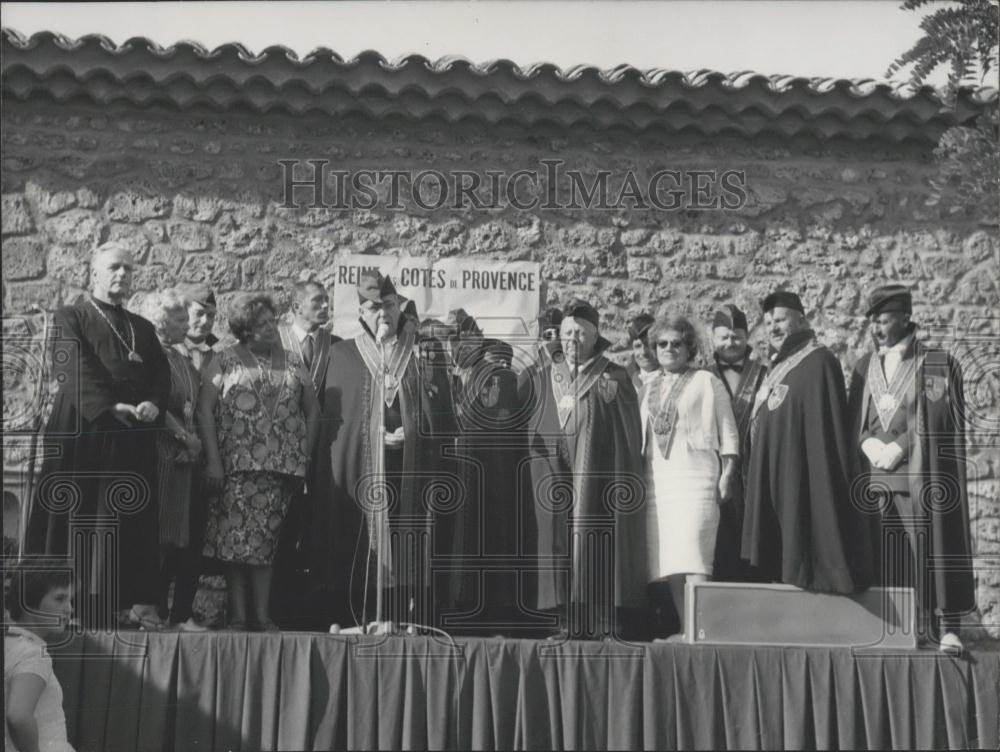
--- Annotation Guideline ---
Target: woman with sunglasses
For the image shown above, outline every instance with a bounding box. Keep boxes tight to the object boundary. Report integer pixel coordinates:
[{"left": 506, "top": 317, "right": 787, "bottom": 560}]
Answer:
[{"left": 641, "top": 316, "right": 739, "bottom": 640}]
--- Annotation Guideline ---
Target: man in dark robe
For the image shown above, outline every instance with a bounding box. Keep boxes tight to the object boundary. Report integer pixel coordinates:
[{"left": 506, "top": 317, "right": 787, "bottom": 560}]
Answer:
[
  {"left": 274, "top": 279, "right": 342, "bottom": 629},
  {"left": 707, "top": 304, "right": 768, "bottom": 582},
  {"left": 847, "top": 284, "right": 975, "bottom": 651},
  {"left": 741, "top": 291, "right": 872, "bottom": 593},
  {"left": 439, "top": 313, "right": 533, "bottom": 634},
  {"left": 27, "top": 242, "right": 171, "bottom": 630},
  {"left": 518, "top": 298, "right": 647, "bottom": 639},
  {"left": 308, "top": 272, "right": 454, "bottom": 632},
  {"left": 624, "top": 313, "right": 658, "bottom": 391}
]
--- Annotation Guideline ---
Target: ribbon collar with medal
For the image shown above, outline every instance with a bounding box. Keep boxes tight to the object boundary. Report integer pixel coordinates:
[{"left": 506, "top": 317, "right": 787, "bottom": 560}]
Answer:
[
  {"left": 89, "top": 297, "right": 143, "bottom": 363},
  {"left": 647, "top": 367, "right": 695, "bottom": 458},
  {"left": 166, "top": 348, "right": 197, "bottom": 429},
  {"left": 551, "top": 354, "right": 608, "bottom": 428},
  {"left": 867, "top": 340, "right": 920, "bottom": 432},
  {"left": 356, "top": 327, "right": 416, "bottom": 407}
]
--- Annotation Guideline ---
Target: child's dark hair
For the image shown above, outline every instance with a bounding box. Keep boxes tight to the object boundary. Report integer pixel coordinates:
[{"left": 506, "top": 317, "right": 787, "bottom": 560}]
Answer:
[{"left": 5, "top": 557, "right": 72, "bottom": 621}]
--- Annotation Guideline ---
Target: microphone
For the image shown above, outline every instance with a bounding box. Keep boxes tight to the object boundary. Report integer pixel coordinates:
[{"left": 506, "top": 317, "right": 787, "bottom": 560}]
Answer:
[{"left": 376, "top": 322, "right": 390, "bottom": 342}]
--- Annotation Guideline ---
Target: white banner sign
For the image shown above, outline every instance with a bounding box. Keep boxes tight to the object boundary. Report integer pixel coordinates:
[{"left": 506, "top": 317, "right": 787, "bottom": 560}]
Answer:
[{"left": 327, "top": 255, "right": 542, "bottom": 340}]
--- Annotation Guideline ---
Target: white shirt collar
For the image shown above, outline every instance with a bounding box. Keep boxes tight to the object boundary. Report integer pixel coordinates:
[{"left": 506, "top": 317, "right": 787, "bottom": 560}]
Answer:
[
  {"left": 184, "top": 337, "right": 212, "bottom": 353},
  {"left": 879, "top": 332, "right": 914, "bottom": 356},
  {"left": 291, "top": 321, "right": 316, "bottom": 343}
]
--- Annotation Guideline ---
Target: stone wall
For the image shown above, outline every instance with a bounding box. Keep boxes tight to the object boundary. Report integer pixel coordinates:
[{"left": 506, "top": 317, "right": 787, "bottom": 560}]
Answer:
[{"left": 2, "top": 97, "right": 998, "bottom": 634}]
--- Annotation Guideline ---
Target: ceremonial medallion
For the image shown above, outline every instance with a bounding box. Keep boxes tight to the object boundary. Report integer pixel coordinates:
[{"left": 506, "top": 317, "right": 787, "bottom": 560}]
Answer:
[
  {"left": 128, "top": 350, "right": 143, "bottom": 363},
  {"left": 877, "top": 393, "right": 898, "bottom": 414},
  {"left": 183, "top": 400, "right": 194, "bottom": 420},
  {"left": 558, "top": 394, "right": 576, "bottom": 412}
]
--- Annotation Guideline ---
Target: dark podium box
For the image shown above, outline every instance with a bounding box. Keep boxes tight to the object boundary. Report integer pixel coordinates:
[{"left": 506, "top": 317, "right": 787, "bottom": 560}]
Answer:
[{"left": 684, "top": 582, "right": 917, "bottom": 649}]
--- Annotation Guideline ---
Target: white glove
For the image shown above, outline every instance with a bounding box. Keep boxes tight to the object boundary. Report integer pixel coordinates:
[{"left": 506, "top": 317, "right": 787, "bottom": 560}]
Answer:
[
  {"left": 879, "top": 441, "right": 905, "bottom": 471},
  {"left": 861, "top": 437, "right": 886, "bottom": 467}
]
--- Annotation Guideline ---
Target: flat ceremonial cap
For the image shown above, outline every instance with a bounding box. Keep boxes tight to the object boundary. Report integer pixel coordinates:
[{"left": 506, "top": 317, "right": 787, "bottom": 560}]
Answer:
[
  {"left": 761, "top": 290, "right": 805, "bottom": 314},
  {"left": 712, "top": 303, "right": 748, "bottom": 331},
  {"left": 357, "top": 270, "right": 396, "bottom": 302},
  {"left": 177, "top": 283, "right": 216, "bottom": 308},
  {"left": 628, "top": 313, "right": 656, "bottom": 342},
  {"left": 865, "top": 284, "right": 912, "bottom": 317},
  {"left": 563, "top": 298, "right": 600, "bottom": 329}
]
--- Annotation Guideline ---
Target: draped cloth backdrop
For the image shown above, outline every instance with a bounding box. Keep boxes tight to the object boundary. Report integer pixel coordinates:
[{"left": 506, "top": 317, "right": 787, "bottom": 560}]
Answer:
[{"left": 50, "top": 633, "right": 999, "bottom": 751}]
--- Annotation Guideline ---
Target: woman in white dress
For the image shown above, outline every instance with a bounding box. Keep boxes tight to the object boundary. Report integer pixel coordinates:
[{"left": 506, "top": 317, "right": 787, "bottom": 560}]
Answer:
[{"left": 641, "top": 316, "right": 739, "bottom": 639}]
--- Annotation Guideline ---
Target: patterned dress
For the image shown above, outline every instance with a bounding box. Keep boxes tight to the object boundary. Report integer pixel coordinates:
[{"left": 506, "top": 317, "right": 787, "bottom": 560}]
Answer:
[{"left": 203, "top": 346, "right": 309, "bottom": 565}]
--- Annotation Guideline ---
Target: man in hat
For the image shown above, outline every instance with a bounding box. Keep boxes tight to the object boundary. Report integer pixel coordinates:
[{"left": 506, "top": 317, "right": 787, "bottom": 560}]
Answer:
[
  {"left": 27, "top": 242, "right": 170, "bottom": 629},
  {"left": 708, "top": 304, "right": 769, "bottom": 582},
  {"left": 273, "top": 279, "right": 342, "bottom": 628},
  {"left": 625, "top": 313, "right": 658, "bottom": 391},
  {"left": 176, "top": 283, "right": 219, "bottom": 372},
  {"left": 741, "top": 290, "right": 872, "bottom": 593},
  {"left": 847, "top": 284, "right": 974, "bottom": 651},
  {"left": 308, "top": 271, "right": 454, "bottom": 631},
  {"left": 519, "top": 298, "right": 647, "bottom": 639}
]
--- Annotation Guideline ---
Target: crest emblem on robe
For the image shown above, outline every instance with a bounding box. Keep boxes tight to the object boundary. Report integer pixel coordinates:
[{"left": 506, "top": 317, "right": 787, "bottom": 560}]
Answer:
[
  {"left": 598, "top": 372, "right": 618, "bottom": 403},
  {"left": 481, "top": 376, "right": 500, "bottom": 408},
  {"left": 924, "top": 375, "right": 946, "bottom": 403},
  {"left": 767, "top": 384, "right": 789, "bottom": 411}
]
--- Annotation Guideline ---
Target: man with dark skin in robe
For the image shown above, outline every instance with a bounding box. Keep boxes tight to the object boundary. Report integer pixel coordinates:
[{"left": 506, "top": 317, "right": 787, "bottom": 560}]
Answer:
[
  {"left": 741, "top": 291, "right": 873, "bottom": 594},
  {"left": 847, "top": 284, "right": 974, "bottom": 653}
]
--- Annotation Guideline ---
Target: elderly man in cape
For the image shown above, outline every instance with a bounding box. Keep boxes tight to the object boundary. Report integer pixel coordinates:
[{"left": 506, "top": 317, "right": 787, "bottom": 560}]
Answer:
[
  {"left": 707, "top": 304, "right": 768, "bottom": 583},
  {"left": 308, "top": 271, "right": 453, "bottom": 632},
  {"left": 519, "top": 298, "right": 647, "bottom": 640},
  {"left": 847, "top": 284, "right": 975, "bottom": 652},
  {"left": 741, "top": 291, "right": 873, "bottom": 594}
]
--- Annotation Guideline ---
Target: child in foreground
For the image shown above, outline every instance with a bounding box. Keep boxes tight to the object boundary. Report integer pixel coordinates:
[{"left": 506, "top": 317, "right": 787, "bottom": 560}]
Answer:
[{"left": 4, "top": 559, "right": 75, "bottom": 752}]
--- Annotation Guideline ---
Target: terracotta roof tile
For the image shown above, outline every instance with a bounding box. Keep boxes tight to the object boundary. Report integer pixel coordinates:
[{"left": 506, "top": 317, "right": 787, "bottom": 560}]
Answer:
[{"left": 2, "top": 29, "right": 995, "bottom": 143}]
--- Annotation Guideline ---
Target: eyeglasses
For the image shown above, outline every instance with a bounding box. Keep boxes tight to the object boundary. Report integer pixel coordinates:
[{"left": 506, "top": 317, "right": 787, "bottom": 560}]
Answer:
[
  {"left": 656, "top": 340, "right": 686, "bottom": 350},
  {"left": 542, "top": 329, "right": 559, "bottom": 341}
]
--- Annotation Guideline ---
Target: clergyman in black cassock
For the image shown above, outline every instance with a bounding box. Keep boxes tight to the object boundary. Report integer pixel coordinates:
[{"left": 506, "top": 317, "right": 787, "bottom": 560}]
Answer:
[
  {"left": 27, "top": 243, "right": 170, "bottom": 629},
  {"left": 847, "top": 284, "right": 975, "bottom": 650},
  {"left": 741, "top": 291, "right": 873, "bottom": 593},
  {"left": 519, "top": 298, "right": 647, "bottom": 639}
]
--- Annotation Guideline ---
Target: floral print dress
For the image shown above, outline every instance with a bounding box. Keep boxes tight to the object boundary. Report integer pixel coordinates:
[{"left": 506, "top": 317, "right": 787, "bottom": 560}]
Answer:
[{"left": 202, "top": 346, "right": 309, "bottom": 565}]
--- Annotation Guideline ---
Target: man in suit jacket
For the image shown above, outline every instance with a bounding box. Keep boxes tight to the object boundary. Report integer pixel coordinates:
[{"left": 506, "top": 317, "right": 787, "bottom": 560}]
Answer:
[
  {"left": 847, "top": 284, "right": 975, "bottom": 652},
  {"left": 707, "top": 304, "right": 768, "bottom": 582},
  {"left": 274, "top": 279, "right": 342, "bottom": 628},
  {"left": 278, "top": 280, "right": 341, "bottom": 406}
]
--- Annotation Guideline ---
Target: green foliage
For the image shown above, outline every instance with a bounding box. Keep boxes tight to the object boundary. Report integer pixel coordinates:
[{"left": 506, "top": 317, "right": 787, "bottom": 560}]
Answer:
[{"left": 888, "top": 0, "right": 999, "bottom": 221}]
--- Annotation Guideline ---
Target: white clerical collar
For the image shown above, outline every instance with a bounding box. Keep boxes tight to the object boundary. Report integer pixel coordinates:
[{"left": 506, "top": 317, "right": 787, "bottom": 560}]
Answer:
[{"left": 879, "top": 332, "right": 914, "bottom": 356}]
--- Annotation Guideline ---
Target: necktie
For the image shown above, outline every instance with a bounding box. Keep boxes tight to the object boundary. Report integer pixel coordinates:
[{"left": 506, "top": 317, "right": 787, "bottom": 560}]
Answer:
[{"left": 302, "top": 333, "right": 314, "bottom": 369}]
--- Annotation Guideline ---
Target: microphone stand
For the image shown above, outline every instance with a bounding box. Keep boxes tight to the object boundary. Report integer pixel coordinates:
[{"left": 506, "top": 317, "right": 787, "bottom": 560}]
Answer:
[{"left": 374, "top": 333, "right": 388, "bottom": 634}]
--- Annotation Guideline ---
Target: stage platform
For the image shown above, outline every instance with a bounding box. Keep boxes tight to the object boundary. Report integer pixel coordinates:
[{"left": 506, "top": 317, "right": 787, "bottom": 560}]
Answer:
[{"left": 50, "top": 631, "right": 999, "bottom": 751}]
